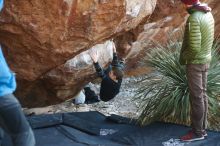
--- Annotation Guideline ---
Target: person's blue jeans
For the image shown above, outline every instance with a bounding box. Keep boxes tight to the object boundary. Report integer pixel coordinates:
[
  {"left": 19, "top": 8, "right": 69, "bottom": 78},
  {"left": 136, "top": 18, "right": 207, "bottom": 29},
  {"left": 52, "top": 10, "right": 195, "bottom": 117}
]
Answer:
[{"left": 0, "top": 94, "right": 35, "bottom": 146}]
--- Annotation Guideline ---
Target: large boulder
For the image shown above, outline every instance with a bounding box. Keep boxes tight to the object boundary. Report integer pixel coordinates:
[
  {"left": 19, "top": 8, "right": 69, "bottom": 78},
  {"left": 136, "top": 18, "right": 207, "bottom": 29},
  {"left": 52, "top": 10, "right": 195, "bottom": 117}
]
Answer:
[
  {"left": 0, "top": 0, "right": 155, "bottom": 81},
  {"left": 1, "top": 0, "right": 219, "bottom": 107},
  {"left": 0, "top": 0, "right": 156, "bottom": 107}
]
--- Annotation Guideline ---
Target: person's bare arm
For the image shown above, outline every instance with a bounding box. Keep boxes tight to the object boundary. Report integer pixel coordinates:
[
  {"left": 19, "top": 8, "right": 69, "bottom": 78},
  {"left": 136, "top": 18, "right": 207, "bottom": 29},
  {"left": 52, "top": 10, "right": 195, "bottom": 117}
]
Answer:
[
  {"left": 89, "top": 50, "right": 99, "bottom": 63},
  {"left": 113, "top": 44, "right": 117, "bottom": 53}
]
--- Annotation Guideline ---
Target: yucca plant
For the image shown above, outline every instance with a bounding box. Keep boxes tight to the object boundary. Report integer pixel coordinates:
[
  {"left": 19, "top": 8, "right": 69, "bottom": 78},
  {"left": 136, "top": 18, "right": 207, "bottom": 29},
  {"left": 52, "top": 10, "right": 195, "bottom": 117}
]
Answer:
[{"left": 135, "top": 38, "right": 220, "bottom": 131}]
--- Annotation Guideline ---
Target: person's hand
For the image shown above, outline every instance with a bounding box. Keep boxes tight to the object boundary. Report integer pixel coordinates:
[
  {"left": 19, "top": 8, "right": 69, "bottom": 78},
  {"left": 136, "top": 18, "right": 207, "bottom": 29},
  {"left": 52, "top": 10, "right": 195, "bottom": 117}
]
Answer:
[
  {"left": 89, "top": 50, "right": 99, "bottom": 63},
  {"left": 113, "top": 44, "right": 117, "bottom": 53}
]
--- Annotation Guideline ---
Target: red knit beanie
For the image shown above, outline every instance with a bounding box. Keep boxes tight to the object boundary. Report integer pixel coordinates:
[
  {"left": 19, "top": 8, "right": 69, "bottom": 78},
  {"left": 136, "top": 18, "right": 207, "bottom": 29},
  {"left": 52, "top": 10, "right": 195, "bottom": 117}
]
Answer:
[{"left": 181, "top": 0, "right": 199, "bottom": 5}]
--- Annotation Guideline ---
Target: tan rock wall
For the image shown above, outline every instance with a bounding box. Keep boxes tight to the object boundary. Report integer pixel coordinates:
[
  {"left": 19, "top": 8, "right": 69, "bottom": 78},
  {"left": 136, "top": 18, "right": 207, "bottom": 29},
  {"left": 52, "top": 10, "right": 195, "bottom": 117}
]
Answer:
[
  {"left": 0, "top": 0, "right": 156, "bottom": 81},
  {"left": 0, "top": 0, "right": 156, "bottom": 106}
]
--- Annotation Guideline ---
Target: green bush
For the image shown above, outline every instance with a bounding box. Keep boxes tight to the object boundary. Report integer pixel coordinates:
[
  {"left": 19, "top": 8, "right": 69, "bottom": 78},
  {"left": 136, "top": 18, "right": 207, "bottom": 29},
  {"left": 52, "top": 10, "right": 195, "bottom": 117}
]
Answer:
[{"left": 135, "top": 39, "right": 220, "bottom": 131}]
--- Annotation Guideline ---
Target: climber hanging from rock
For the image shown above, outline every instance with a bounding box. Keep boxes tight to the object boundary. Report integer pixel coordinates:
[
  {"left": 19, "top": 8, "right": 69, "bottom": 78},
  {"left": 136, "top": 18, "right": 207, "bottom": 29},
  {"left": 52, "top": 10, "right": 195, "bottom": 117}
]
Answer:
[{"left": 73, "top": 42, "right": 131, "bottom": 104}]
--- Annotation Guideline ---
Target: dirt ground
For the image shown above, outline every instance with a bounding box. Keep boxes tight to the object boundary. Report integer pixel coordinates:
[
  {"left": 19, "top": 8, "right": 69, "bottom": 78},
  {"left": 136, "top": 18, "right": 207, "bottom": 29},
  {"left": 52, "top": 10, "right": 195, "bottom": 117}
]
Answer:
[{"left": 24, "top": 76, "right": 143, "bottom": 119}]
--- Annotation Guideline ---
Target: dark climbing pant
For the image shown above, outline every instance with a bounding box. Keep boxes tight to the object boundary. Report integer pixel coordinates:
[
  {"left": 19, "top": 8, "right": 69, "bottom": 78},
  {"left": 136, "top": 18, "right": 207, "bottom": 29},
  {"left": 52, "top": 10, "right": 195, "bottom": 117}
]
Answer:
[
  {"left": 0, "top": 94, "right": 35, "bottom": 146},
  {"left": 186, "top": 64, "right": 209, "bottom": 136},
  {"left": 84, "top": 87, "right": 100, "bottom": 104}
]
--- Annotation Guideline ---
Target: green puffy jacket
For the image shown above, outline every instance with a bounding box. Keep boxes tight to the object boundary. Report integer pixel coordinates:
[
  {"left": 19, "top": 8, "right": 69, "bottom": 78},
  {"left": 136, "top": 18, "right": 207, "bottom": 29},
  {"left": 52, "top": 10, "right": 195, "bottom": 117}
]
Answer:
[{"left": 180, "top": 6, "right": 215, "bottom": 65}]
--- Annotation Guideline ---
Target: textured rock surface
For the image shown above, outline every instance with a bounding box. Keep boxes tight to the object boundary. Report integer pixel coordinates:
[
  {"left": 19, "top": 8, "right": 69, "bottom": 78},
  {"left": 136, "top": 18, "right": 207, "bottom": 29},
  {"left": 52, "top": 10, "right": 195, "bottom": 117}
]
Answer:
[
  {"left": 129, "top": 0, "right": 186, "bottom": 57},
  {"left": 0, "top": 0, "right": 156, "bottom": 81},
  {"left": 209, "top": 0, "right": 220, "bottom": 35},
  {"left": 0, "top": 0, "right": 156, "bottom": 106}
]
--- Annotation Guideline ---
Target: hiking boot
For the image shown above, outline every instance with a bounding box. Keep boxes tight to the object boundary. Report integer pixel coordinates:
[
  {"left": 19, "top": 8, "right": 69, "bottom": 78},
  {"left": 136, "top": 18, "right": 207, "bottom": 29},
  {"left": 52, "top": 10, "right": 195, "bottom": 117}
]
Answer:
[{"left": 180, "top": 131, "right": 204, "bottom": 142}]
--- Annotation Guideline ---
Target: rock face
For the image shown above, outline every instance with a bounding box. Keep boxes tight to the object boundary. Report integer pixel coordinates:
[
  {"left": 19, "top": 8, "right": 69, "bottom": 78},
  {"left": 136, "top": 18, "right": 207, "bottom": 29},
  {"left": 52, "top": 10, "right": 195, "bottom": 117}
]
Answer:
[
  {"left": 0, "top": 0, "right": 156, "bottom": 81},
  {"left": 209, "top": 0, "right": 220, "bottom": 35},
  {"left": 0, "top": 0, "right": 156, "bottom": 107},
  {"left": 118, "top": 0, "right": 188, "bottom": 77}
]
